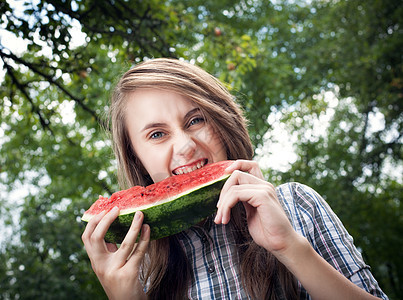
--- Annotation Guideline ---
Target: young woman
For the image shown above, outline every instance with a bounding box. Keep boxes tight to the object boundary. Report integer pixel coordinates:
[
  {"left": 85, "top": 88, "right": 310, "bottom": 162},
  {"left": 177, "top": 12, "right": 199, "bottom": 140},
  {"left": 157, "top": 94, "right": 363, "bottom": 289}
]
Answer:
[{"left": 82, "top": 58, "right": 387, "bottom": 299}]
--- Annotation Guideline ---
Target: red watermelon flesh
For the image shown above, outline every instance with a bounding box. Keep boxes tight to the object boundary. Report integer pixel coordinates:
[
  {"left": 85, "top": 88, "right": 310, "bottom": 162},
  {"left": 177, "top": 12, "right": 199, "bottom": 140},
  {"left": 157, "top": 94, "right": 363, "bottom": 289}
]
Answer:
[{"left": 82, "top": 160, "right": 234, "bottom": 221}]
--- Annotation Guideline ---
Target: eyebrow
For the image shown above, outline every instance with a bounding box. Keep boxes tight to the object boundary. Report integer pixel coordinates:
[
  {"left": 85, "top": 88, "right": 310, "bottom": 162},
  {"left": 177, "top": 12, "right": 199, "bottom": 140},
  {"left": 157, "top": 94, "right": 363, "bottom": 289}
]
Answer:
[{"left": 141, "top": 108, "right": 200, "bottom": 132}]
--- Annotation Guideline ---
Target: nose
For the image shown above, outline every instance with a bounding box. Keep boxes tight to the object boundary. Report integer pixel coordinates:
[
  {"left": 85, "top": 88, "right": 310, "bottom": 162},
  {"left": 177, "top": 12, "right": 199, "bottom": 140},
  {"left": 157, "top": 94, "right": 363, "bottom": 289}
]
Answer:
[{"left": 173, "top": 132, "right": 196, "bottom": 161}]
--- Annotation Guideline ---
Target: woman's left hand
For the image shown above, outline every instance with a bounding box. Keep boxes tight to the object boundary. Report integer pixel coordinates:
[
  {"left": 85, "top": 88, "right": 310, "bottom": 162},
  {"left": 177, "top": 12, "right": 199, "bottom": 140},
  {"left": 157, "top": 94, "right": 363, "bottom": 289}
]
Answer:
[
  {"left": 215, "top": 160, "right": 381, "bottom": 300},
  {"left": 214, "top": 159, "right": 297, "bottom": 254}
]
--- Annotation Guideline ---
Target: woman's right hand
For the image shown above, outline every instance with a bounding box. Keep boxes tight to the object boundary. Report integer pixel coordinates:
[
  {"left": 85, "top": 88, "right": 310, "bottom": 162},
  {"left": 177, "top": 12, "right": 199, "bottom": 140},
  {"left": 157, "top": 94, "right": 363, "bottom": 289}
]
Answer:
[{"left": 82, "top": 207, "right": 150, "bottom": 300}]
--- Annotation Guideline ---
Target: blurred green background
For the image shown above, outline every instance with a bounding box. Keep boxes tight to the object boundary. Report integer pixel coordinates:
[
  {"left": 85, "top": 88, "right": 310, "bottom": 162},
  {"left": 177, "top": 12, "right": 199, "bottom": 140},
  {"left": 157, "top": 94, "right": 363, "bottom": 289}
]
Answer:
[{"left": 0, "top": 0, "right": 401, "bottom": 299}]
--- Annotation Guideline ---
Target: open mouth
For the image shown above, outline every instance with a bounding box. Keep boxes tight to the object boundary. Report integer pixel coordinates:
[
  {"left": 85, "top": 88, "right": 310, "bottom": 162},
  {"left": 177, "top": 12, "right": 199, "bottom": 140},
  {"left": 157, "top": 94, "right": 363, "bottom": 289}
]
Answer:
[{"left": 172, "top": 158, "right": 208, "bottom": 175}]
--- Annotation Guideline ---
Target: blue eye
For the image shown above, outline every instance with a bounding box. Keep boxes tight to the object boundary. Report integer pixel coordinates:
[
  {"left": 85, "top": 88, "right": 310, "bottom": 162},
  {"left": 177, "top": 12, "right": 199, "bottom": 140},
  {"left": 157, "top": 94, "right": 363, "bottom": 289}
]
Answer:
[
  {"left": 189, "top": 117, "right": 204, "bottom": 126},
  {"left": 150, "top": 131, "right": 165, "bottom": 139}
]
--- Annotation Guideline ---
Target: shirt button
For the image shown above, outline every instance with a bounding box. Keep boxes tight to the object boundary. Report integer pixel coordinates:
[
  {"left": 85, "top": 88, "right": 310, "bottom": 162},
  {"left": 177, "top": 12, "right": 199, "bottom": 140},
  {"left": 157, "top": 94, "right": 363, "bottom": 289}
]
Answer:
[
  {"left": 201, "top": 236, "right": 208, "bottom": 244},
  {"left": 208, "top": 265, "right": 215, "bottom": 274}
]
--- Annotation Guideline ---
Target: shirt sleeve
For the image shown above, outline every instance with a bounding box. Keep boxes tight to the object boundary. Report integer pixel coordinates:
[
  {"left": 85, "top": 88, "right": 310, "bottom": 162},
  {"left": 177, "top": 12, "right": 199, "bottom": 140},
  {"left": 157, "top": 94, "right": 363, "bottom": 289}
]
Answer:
[{"left": 276, "top": 182, "right": 388, "bottom": 299}]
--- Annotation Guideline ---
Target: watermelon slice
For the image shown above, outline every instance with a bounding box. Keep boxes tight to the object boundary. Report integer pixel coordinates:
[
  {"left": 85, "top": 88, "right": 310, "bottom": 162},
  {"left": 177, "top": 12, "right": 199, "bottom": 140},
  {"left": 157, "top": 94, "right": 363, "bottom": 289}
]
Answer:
[{"left": 82, "top": 160, "right": 234, "bottom": 243}]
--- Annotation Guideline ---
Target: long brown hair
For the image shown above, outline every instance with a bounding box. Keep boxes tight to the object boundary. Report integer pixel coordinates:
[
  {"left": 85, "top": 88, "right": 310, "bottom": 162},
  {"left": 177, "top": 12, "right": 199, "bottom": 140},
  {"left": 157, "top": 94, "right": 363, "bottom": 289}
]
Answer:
[{"left": 109, "top": 58, "right": 297, "bottom": 299}]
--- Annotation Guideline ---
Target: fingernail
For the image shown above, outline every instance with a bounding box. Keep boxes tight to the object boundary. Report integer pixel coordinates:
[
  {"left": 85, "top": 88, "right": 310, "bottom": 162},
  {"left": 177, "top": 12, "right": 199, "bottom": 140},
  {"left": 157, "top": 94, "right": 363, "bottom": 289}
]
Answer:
[
  {"left": 134, "top": 211, "right": 141, "bottom": 221},
  {"left": 140, "top": 224, "right": 150, "bottom": 240},
  {"left": 112, "top": 206, "right": 119, "bottom": 212}
]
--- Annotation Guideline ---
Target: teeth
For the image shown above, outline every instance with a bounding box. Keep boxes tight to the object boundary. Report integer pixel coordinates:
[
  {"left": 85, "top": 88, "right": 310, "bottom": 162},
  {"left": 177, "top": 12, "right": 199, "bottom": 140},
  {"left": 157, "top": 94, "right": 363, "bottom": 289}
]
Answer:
[{"left": 174, "top": 159, "right": 207, "bottom": 175}]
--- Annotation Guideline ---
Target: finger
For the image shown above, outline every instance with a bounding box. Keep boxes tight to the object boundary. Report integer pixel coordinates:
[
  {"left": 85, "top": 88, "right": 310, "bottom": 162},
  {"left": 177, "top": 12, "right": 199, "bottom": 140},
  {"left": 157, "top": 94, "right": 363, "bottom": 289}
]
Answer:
[
  {"left": 115, "top": 211, "right": 144, "bottom": 265},
  {"left": 222, "top": 183, "right": 277, "bottom": 209},
  {"left": 218, "top": 170, "right": 268, "bottom": 207},
  {"left": 219, "top": 187, "right": 256, "bottom": 224},
  {"left": 221, "top": 170, "right": 267, "bottom": 194},
  {"left": 90, "top": 206, "right": 120, "bottom": 252},
  {"left": 82, "top": 210, "right": 108, "bottom": 245},
  {"left": 126, "top": 224, "right": 151, "bottom": 269},
  {"left": 216, "top": 185, "right": 274, "bottom": 224},
  {"left": 225, "top": 159, "right": 264, "bottom": 179}
]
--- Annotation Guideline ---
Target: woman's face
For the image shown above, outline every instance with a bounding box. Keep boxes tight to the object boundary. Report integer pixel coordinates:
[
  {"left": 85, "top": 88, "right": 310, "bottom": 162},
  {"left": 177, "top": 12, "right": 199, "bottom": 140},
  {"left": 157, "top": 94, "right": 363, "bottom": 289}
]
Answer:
[{"left": 125, "top": 89, "right": 228, "bottom": 183}]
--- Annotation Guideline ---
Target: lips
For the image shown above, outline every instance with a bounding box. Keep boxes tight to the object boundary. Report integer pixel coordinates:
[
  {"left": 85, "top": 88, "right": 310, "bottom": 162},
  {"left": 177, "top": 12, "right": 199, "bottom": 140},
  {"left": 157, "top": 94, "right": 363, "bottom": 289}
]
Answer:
[{"left": 172, "top": 158, "right": 208, "bottom": 175}]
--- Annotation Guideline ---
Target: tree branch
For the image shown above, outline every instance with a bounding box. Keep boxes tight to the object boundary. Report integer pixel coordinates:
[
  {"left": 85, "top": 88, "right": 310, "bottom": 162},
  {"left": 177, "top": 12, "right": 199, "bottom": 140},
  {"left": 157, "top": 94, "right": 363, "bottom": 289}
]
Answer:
[
  {"left": 0, "top": 49, "right": 104, "bottom": 126},
  {"left": 49, "top": 0, "right": 172, "bottom": 57},
  {"left": 1, "top": 53, "right": 54, "bottom": 135}
]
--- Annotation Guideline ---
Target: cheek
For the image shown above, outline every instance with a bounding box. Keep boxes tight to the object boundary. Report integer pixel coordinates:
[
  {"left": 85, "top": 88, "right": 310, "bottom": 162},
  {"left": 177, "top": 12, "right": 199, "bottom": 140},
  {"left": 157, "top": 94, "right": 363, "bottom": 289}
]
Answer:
[
  {"left": 201, "top": 126, "right": 226, "bottom": 152},
  {"left": 138, "top": 146, "right": 172, "bottom": 180}
]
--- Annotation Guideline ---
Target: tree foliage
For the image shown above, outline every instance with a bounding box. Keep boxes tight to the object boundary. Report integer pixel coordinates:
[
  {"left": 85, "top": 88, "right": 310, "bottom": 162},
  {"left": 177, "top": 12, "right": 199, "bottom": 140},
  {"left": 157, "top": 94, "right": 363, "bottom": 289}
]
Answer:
[
  {"left": 0, "top": 0, "right": 401, "bottom": 299},
  {"left": 273, "top": 1, "right": 403, "bottom": 297}
]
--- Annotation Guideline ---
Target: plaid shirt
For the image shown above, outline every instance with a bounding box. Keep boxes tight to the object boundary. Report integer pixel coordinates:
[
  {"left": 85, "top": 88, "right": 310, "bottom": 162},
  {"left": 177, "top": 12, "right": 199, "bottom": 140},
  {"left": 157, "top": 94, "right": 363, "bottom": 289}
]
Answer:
[{"left": 176, "top": 182, "right": 388, "bottom": 299}]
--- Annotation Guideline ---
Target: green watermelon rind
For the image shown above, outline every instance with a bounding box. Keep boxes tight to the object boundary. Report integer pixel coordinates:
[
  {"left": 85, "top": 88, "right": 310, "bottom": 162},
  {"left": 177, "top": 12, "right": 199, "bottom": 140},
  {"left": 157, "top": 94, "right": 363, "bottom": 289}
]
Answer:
[{"left": 84, "top": 173, "right": 230, "bottom": 243}]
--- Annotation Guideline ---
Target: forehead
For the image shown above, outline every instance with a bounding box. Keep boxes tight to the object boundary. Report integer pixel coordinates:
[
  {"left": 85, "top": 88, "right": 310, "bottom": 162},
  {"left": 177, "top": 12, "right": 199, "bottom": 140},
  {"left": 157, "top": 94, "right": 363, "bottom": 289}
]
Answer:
[{"left": 124, "top": 89, "right": 198, "bottom": 128}]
